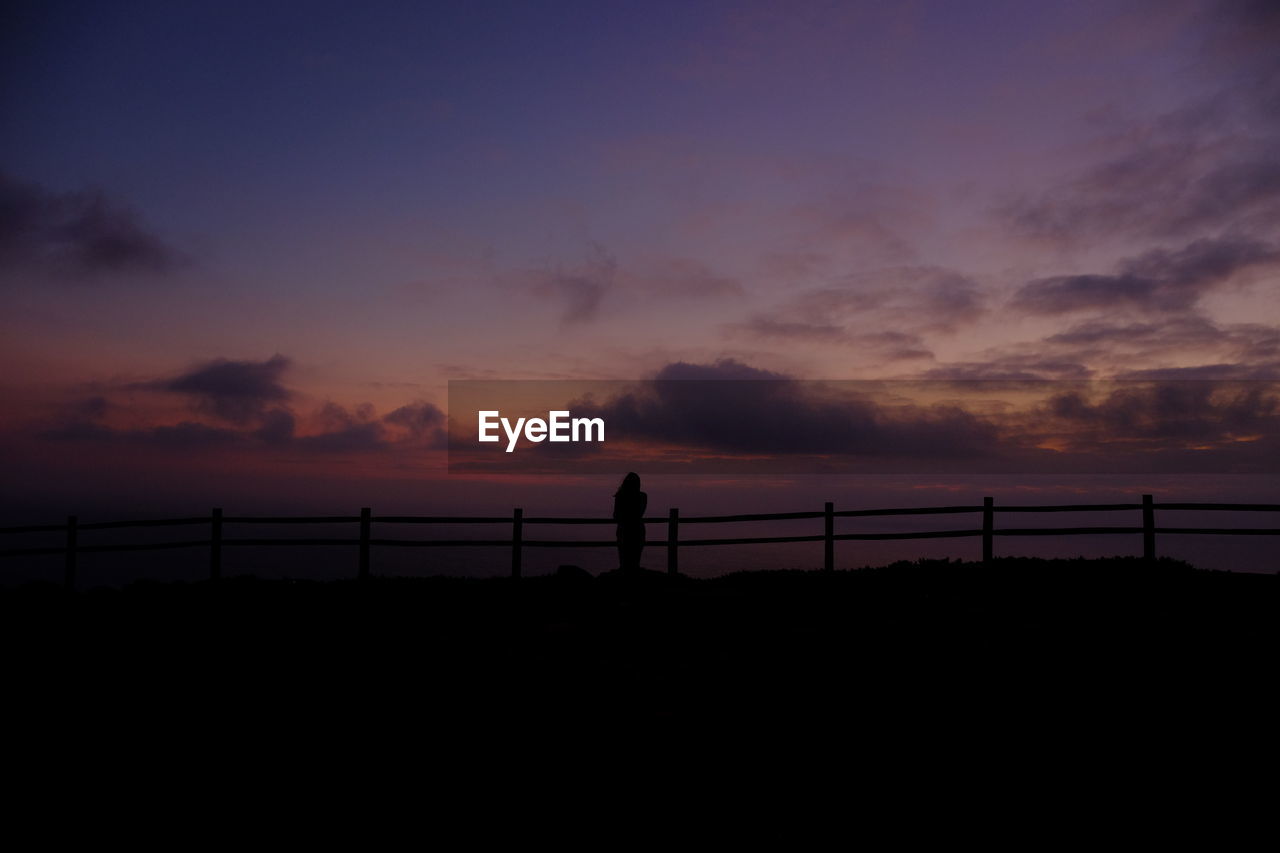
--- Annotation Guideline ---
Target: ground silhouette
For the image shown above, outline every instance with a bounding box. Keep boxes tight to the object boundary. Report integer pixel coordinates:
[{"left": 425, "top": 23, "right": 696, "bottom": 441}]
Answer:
[{"left": 5, "top": 555, "right": 1275, "bottom": 835}]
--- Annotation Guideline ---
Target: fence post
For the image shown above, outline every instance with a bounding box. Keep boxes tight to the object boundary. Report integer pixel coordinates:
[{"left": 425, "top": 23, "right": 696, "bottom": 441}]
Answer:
[
  {"left": 668, "top": 508, "right": 679, "bottom": 575},
  {"left": 511, "top": 508, "right": 523, "bottom": 579},
  {"left": 824, "top": 502, "right": 834, "bottom": 572},
  {"left": 1142, "top": 494, "right": 1155, "bottom": 560},
  {"left": 64, "top": 515, "right": 77, "bottom": 591},
  {"left": 359, "top": 507, "right": 371, "bottom": 580},
  {"left": 210, "top": 508, "right": 222, "bottom": 581},
  {"left": 983, "top": 497, "right": 994, "bottom": 563}
]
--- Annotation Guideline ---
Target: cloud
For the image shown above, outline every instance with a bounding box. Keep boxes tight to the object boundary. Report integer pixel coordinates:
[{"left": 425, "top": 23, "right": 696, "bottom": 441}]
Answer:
[
  {"left": 1114, "top": 363, "right": 1280, "bottom": 380},
  {"left": 263, "top": 400, "right": 447, "bottom": 452},
  {"left": 39, "top": 355, "right": 449, "bottom": 453},
  {"left": 1000, "top": 131, "right": 1276, "bottom": 246},
  {"left": 724, "top": 317, "right": 850, "bottom": 345},
  {"left": 722, "top": 318, "right": 934, "bottom": 361},
  {"left": 41, "top": 413, "right": 246, "bottom": 449},
  {"left": 1044, "top": 315, "right": 1229, "bottom": 348},
  {"left": 155, "top": 354, "right": 292, "bottom": 424},
  {"left": 254, "top": 409, "right": 296, "bottom": 444},
  {"left": 756, "top": 251, "right": 830, "bottom": 284},
  {"left": 850, "top": 331, "right": 934, "bottom": 361},
  {"left": 652, "top": 358, "right": 786, "bottom": 381},
  {"left": 445, "top": 363, "right": 1280, "bottom": 474},
  {"left": 1127, "top": 234, "right": 1280, "bottom": 280},
  {"left": 800, "top": 267, "right": 983, "bottom": 329},
  {"left": 1199, "top": 0, "right": 1280, "bottom": 89},
  {"left": 529, "top": 243, "right": 617, "bottom": 327},
  {"left": 0, "top": 171, "right": 182, "bottom": 277},
  {"left": 1011, "top": 237, "right": 1280, "bottom": 315},
  {"left": 39, "top": 394, "right": 447, "bottom": 454},
  {"left": 540, "top": 273, "right": 605, "bottom": 325},
  {"left": 918, "top": 357, "right": 1094, "bottom": 381},
  {"left": 1041, "top": 381, "right": 1280, "bottom": 443},
  {"left": 922, "top": 312, "right": 1280, "bottom": 383},
  {"left": 733, "top": 266, "right": 984, "bottom": 357},
  {"left": 292, "top": 405, "right": 386, "bottom": 452},
  {"left": 788, "top": 206, "right": 917, "bottom": 267},
  {"left": 569, "top": 360, "right": 997, "bottom": 457},
  {"left": 384, "top": 401, "right": 448, "bottom": 447},
  {"left": 643, "top": 258, "right": 744, "bottom": 301},
  {"left": 1001, "top": 2, "right": 1280, "bottom": 247}
]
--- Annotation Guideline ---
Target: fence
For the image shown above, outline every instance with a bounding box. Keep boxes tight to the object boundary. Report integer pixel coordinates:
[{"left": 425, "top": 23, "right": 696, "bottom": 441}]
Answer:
[{"left": 2, "top": 495, "right": 1278, "bottom": 589}]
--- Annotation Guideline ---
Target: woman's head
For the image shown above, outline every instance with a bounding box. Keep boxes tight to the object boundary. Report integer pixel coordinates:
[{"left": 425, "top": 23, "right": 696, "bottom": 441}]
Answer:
[{"left": 615, "top": 471, "right": 640, "bottom": 495}]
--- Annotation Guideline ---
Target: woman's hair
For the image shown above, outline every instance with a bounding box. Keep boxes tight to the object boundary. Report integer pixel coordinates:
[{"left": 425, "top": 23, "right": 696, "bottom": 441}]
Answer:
[{"left": 614, "top": 471, "right": 641, "bottom": 497}]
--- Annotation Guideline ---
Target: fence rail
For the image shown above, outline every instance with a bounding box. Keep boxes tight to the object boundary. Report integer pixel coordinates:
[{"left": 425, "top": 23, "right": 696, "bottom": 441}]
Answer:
[{"left": 2, "top": 495, "right": 1277, "bottom": 588}]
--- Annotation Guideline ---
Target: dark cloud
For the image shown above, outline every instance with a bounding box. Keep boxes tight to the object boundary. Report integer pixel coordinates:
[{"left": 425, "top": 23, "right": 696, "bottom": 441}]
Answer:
[
  {"left": 852, "top": 331, "right": 934, "bottom": 361},
  {"left": 934, "top": 314, "right": 1280, "bottom": 383},
  {"left": 293, "top": 425, "right": 386, "bottom": 453},
  {"left": 1011, "top": 237, "right": 1280, "bottom": 314},
  {"left": 384, "top": 401, "right": 448, "bottom": 448},
  {"left": 724, "top": 317, "right": 850, "bottom": 345},
  {"left": 570, "top": 360, "right": 997, "bottom": 458},
  {"left": 315, "top": 401, "right": 375, "bottom": 430},
  {"left": 915, "top": 271, "right": 984, "bottom": 322},
  {"left": 288, "top": 401, "right": 386, "bottom": 452},
  {"left": 0, "top": 171, "right": 182, "bottom": 277},
  {"left": 157, "top": 354, "right": 292, "bottom": 424},
  {"left": 38, "top": 395, "right": 119, "bottom": 442},
  {"left": 1000, "top": 133, "right": 1280, "bottom": 245},
  {"left": 1114, "top": 363, "right": 1280, "bottom": 380},
  {"left": 1041, "top": 381, "right": 1280, "bottom": 443},
  {"left": 72, "top": 395, "right": 110, "bottom": 421},
  {"left": 1200, "top": 0, "right": 1280, "bottom": 91},
  {"left": 994, "top": 4, "right": 1280, "bottom": 383},
  {"left": 653, "top": 359, "right": 786, "bottom": 381},
  {"left": 918, "top": 358, "right": 1094, "bottom": 381},
  {"left": 1127, "top": 235, "right": 1280, "bottom": 284},
  {"left": 1002, "top": 2, "right": 1280, "bottom": 246},
  {"left": 254, "top": 409, "right": 296, "bottom": 445},
  {"left": 39, "top": 397, "right": 441, "bottom": 454},
  {"left": 446, "top": 366, "right": 1280, "bottom": 474},
  {"left": 40, "top": 355, "right": 448, "bottom": 453},
  {"left": 41, "top": 414, "right": 245, "bottom": 449},
  {"left": 1045, "top": 316, "right": 1228, "bottom": 347},
  {"left": 1016, "top": 273, "right": 1162, "bottom": 314}
]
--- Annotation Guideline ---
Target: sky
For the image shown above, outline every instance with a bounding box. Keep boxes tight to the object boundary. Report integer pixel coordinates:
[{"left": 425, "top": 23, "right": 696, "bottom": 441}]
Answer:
[{"left": 2, "top": 0, "right": 1279, "bottom": 576}]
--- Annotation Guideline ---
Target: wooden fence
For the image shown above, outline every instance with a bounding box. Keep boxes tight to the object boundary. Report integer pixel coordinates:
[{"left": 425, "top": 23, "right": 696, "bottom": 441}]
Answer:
[{"left": 1, "top": 495, "right": 1277, "bottom": 589}]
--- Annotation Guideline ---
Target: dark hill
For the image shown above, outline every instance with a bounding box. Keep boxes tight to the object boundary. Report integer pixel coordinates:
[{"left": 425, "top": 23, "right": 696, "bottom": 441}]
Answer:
[
  {"left": 4, "top": 556, "right": 1276, "bottom": 831},
  {"left": 5, "top": 556, "right": 1275, "bottom": 727}
]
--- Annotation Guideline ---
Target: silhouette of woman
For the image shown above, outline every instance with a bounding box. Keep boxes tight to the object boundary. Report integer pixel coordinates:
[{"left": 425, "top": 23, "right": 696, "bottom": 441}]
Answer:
[{"left": 613, "top": 472, "right": 647, "bottom": 572}]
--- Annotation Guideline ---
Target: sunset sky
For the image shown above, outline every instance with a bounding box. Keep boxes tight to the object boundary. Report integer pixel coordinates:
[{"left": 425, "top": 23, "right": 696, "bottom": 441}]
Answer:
[{"left": 3, "top": 1, "right": 1278, "bottom": 574}]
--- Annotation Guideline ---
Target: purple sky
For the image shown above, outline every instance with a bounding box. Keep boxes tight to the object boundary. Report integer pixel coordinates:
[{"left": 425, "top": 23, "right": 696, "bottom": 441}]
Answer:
[{"left": 2, "top": 1, "right": 1278, "bottom": 574}]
